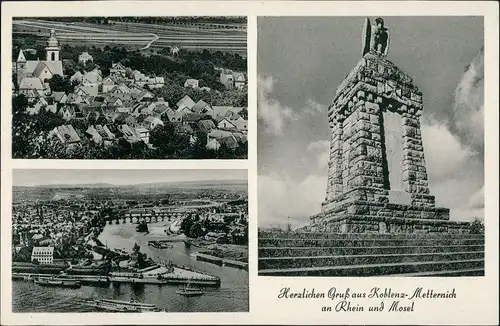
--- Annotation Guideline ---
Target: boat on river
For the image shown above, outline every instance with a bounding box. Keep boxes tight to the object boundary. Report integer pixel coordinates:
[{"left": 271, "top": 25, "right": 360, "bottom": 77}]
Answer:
[
  {"left": 148, "top": 241, "right": 173, "bottom": 249},
  {"left": 85, "top": 298, "right": 161, "bottom": 312},
  {"left": 176, "top": 281, "right": 205, "bottom": 297},
  {"left": 34, "top": 277, "right": 81, "bottom": 289}
]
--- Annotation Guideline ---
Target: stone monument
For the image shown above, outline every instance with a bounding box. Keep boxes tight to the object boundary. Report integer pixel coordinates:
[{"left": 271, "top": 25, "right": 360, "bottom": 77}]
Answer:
[{"left": 310, "top": 17, "right": 470, "bottom": 234}]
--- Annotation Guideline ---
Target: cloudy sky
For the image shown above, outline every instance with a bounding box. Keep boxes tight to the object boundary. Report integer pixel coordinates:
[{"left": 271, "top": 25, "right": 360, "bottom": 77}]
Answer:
[
  {"left": 258, "top": 17, "right": 484, "bottom": 228},
  {"left": 13, "top": 169, "right": 247, "bottom": 186}
]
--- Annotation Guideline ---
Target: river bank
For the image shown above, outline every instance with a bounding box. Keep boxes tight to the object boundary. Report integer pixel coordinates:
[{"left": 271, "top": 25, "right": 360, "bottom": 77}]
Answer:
[
  {"left": 12, "top": 221, "right": 248, "bottom": 313},
  {"left": 185, "top": 239, "right": 248, "bottom": 261}
]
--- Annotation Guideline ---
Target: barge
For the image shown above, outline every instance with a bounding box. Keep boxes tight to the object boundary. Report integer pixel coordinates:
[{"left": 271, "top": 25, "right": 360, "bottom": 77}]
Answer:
[
  {"left": 84, "top": 298, "right": 161, "bottom": 312},
  {"left": 148, "top": 241, "right": 174, "bottom": 249},
  {"left": 34, "top": 277, "right": 81, "bottom": 289}
]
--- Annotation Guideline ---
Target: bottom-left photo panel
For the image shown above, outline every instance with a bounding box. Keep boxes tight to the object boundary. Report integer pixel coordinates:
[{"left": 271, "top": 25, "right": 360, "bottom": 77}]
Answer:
[{"left": 10, "top": 169, "right": 249, "bottom": 313}]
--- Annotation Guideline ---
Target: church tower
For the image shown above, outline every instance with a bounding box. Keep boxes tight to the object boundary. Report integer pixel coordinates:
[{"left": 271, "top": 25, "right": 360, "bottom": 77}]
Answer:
[
  {"left": 45, "top": 29, "right": 60, "bottom": 62},
  {"left": 16, "top": 49, "right": 27, "bottom": 86}
]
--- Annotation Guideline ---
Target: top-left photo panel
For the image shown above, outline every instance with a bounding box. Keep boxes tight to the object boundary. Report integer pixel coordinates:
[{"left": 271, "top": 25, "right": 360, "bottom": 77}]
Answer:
[{"left": 11, "top": 16, "right": 248, "bottom": 159}]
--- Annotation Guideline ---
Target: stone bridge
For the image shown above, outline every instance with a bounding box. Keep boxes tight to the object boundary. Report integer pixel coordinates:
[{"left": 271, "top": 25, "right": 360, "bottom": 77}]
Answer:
[{"left": 106, "top": 212, "right": 187, "bottom": 225}]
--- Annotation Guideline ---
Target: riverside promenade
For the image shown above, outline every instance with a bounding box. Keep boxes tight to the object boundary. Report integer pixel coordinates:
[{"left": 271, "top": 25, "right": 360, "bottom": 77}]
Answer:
[
  {"left": 195, "top": 253, "right": 248, "bottom": 271},
  {"left": 13, "top": 263, "right": 221, "bottom": 287},
  {"left": 109, "top": 264, "right": 221, "bottom": 286}
]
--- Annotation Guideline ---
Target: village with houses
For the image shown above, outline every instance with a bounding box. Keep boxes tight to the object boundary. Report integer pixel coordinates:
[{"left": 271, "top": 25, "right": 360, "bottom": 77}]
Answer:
[{"left": 12, "top": 23, "right": 248, "bottom": 159}]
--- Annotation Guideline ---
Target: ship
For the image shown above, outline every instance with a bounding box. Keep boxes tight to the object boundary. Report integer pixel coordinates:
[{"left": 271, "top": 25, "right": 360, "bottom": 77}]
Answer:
[
  {"left": 34, "top": 276, "right": 81, "bottom": 289},
  {"left": 148, "top": 241, "right": 174, "bottom": 249},
  {"left": 176, "top": 281, "right": 205, "bottom": 297},
  {"left": 84, "top": 298, "right": 162, "bottom": 312}
]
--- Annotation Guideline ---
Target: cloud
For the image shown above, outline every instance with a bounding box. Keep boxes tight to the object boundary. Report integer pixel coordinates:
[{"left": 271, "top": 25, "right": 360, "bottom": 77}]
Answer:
[
  {"left": 453, "top": 48, "right": 484, "bottom": 151},
  {"left": 468, "top": 186, "right": 484, "bottom": 209},
  {"left": 258, "top": 173, "right": 326, "bottom": 228},
  {"left": 420, "top": 119, "right": 484, "bottom": 221},
  {"left": 258, "top": 76, "right": 329, "bottom": 135},
  {"left": 449, "top": 208, "right": 484, "bottom": 222},
  {"left": 307, "top": 140, "right": 330, "bottom": 169},
  {"left": 422, "top": 121, "right": 476, "bottom": 180},
  {"left": 304, "top": 98, "right": 327, "bottom": 116},
  {"left": 307, "top": 140, "right": 329, "bottom": 152},
  {"left": 258, "top": 75, "right": 297, "bottom": 135}
]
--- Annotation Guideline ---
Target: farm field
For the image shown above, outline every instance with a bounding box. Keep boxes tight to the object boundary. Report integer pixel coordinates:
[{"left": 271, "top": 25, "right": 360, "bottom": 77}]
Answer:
[{"left": 13, "top": 19, "right": 247, "bottom": 55}]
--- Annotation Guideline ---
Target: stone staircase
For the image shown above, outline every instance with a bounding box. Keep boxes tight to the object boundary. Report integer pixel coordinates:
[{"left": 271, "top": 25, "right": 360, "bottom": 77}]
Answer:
[{"left": 258, "top": 231, "right": 484, "bottom": 277}]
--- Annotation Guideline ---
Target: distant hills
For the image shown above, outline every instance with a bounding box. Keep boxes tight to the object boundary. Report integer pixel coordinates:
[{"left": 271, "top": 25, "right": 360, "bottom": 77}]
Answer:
[{"left": 15, "top": 179, "right": 247, "bottom": 189}]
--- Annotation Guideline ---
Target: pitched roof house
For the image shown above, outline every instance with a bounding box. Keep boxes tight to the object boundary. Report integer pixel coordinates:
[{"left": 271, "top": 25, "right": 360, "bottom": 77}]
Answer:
[
  {"left": 52, "top": 91, "right": 67, "bottom": 103},
  {"left": 197, "top": 119, "right": 216, "bottom": 134},
  {"left": 82, "top": 70, "right": 102, "bottom": 85},
  {"left": 86, "top": 125, "right": 103, "bottom": 144},
  {"left": 207, "top": 129, "right": 233, "bottom": 140},
  {"left": 232, "top": 119, "right": 248, "bottom": 133},
  {"left": 184, "top": 78, "right": 199, "bottom": 88},
  {"left": 124, "top": 115, "right": 138, "bottom": 128},
  {"left": 220, "top": 71, "right": 235, "bottom": 89},
  {"left": 143, "top": 116, "right": 164, "bottom": 131},
  {"left": 177, "top": 106, "right": 193, "bottom": 117},
  {"left": 210, "top": 106, "right": 245, "bottom": 118},
  {"left": 70, "top": 71, "right": 83, "bottom": 84},
  {"left": 219, "top": 135, "right": 239, "bottom": 149},
  {"left": 78, "top": 52, "right": 93, "bottom": 65},
  {"left": 110, "top": 62, "right": 127, "bottom": 77},
  {"left": 52, "top": 125, "right": 81, "bottom": 145},
  {"left": 176, "top": 95, "right": 195, "bottom": 110},
  {"left": 102, "top": 76, "right": 115, "bottom": 93},
  {"left": 216, "top": 117, "right": 236, "bottom": 130},
  {"left": 233, "top": 72, "right": 246, "bottom": 89},
  {"left": 182, "top": 113, "right": 203, "bottom": 123},
  {"left": 19, "top": 77, "right": 44, "bottom": 91},
  {"left": 206, "top": 138, "right": 221, "bottom": 151},
  {"left": 152, "top": 103, "right": 170, "bottom": 118},
  {"left": 135, "top": 127, "right": 150, "bottom": 143},
  {"left": 119, "top": 124, "right": 140, "bottom": 143},
  {"left": 32, "top": 61, "right": 63, "bottom": 81},
  {"left": 191, "top": 99, "right": 210, "bottom": 114}
]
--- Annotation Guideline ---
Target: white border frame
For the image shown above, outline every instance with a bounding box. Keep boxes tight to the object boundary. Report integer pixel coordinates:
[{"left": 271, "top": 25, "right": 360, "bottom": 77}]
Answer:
[{"left": 2, "top": 1, "right": 498, "bottom": 325}]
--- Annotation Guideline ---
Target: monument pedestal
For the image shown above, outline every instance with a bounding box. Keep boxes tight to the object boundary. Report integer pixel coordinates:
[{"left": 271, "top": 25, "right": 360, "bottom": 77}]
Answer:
[
  {"left": 310, "top": 187, "right": 470, "bottom": 234},
  {"left": 310, "top": 188, "right": 469, "bottom": 234}
]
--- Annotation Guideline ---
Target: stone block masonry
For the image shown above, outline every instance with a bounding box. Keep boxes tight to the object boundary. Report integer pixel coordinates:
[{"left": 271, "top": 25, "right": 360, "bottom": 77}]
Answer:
[{"left": 313, "top": 52, "right": 469, "bottom": 234}]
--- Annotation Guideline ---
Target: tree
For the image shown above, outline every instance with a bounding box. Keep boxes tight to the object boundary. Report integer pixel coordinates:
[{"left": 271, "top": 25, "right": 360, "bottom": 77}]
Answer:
[
  {"left": 188, "top": 222, "right": 203, "bottom": 238},
  {"left": 150, "top": 123, "right": 190, "bottom": 158},
  {"left": 12, "top": 94, "right": 28, "bottom": 115},
  {"left": 470, "top": 218, "right": 484, "bottom": 234},
  {"left": 239, "top": 108, "right": 248, "bottom": 119},
  {"left": 48, "top": 74, "right": 73, "bottom": 93},
  {"left": 12, "top": 104, "right": 68, "bottom": 159},
  {"left": 132, "top": 242, "right": 140, "bottom": 254},
  {"left": 181, "top": 215, "right": 194, "bottom": 233}
]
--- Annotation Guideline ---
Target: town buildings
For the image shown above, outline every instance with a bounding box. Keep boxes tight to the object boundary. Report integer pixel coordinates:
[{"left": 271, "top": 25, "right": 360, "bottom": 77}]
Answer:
[
  {"left": 78, "top": 52, "right": 93, "bottom": 65},
  {"left": 31, "top": 246, "right": 54, "bottom": 264},
  {"left": 13, "top": 30, "right": 248, "bottom": 156},
  {"left": 219, "top": 69, "right": 247, "bottom": 90}
]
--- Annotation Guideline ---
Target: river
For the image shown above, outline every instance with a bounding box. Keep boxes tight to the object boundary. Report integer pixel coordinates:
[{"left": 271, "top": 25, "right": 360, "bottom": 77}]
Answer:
[{"left": 12, "top": 222, "right": 249, "bottom": 312}]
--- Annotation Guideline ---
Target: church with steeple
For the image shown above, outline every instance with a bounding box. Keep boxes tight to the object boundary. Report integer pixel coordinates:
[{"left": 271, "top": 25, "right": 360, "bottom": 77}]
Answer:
[{"left": 15, "top": 29, "right": 64, "bottom": 94}]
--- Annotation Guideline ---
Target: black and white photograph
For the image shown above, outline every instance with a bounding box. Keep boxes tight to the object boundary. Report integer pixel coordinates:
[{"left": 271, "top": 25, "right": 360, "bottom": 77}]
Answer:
[
  {"left": 1, "top": 1, "right": 499, "bottom": 325},
  {"left": 12, "top": 17, "right": 248, "bottom": 159},
  {"left": 11, "top": 169, "right": 249, "bottom": 312},
  {"left": 257, "top": 17, "right": 485, "bottom": 276}
]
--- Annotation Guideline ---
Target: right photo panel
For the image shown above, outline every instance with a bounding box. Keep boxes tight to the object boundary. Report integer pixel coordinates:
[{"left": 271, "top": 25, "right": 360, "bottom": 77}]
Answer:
[{"left": 257, "top": 17, "right": 485, "bottom": 277}]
